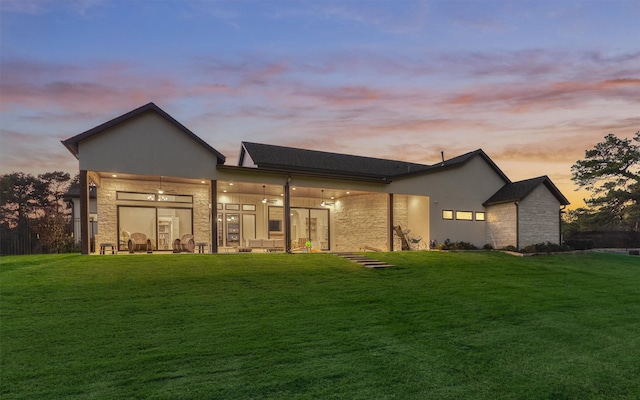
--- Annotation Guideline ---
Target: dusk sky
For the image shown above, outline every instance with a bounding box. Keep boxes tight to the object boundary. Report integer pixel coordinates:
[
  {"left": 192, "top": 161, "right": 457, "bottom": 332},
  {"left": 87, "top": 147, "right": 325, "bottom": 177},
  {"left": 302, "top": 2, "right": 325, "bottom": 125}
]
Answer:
[{"left": 1, "top": 0, "right": 639, "bottom": 208}]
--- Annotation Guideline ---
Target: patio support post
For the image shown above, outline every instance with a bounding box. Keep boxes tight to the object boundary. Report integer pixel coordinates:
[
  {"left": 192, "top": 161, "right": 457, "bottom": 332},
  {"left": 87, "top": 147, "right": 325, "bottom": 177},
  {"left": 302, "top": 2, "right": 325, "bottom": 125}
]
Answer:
[
  {"left": 211, "top": 180, "right": 217, "bottom": 254},
  {"left": 388, "top": 193, "right": 394, "bottom": 252},
  {"left": 80, "top": 169, "right": 90, "bottom": 255},
  {"left": 284, "top": 178, "right": 291, "bottom": 253}
]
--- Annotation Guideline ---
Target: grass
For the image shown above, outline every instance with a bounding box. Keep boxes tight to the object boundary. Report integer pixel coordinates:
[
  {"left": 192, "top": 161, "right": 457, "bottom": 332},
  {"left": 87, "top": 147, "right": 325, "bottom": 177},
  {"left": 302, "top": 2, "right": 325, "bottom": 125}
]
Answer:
[{"left": 1, "top": 251, "right": 639, "bottom": 399}]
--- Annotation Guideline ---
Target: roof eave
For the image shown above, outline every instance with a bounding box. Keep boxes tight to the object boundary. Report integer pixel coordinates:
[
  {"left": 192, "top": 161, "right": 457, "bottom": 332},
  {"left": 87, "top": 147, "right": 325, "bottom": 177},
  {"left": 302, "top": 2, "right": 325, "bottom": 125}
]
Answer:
[{"left": 217, "top": 165, "right": 391, "bottom": 184}]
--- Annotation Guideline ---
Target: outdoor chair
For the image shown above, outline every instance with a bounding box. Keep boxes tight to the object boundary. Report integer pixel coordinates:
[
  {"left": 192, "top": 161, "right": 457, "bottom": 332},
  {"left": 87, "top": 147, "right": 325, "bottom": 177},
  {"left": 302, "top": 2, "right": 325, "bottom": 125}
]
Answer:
[
  {"left": 173, "top": 234, "right": 195, "bottom": 253},
  {"left": 128, "top": 232, "right": 150, "bottom": 253}
]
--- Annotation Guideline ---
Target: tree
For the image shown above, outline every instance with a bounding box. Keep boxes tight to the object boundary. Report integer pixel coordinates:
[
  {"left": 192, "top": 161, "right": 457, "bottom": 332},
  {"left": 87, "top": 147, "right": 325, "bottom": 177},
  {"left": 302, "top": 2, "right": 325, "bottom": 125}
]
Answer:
[
  {"left": 1, "top": 171, "right": 73, "bottom": 254},
  {"left": 571, "top": 132, "right": 640, "bottom": 231}
]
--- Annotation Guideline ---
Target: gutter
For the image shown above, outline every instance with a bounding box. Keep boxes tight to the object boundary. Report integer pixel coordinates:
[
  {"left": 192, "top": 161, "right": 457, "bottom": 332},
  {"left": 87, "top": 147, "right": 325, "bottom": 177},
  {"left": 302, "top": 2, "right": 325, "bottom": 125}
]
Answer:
[{"left": 216, "top": 164, "right": 392, "bottom": 184}]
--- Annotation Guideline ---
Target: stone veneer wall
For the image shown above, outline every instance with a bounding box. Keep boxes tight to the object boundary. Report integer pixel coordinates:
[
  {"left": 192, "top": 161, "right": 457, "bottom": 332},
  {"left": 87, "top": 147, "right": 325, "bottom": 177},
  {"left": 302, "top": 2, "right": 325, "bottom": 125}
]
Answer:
[
  {"left": 486, "top": 202, "right": 517, "bottom": 249},
  {"left": 333, "top": 193, "right": 392, "bottom": 252},
  {"left": 518, "top": 185, "right": 560, "bottom": 247},
  {"left": 94, "top": 178, "right": 211, "bottom": 253}
]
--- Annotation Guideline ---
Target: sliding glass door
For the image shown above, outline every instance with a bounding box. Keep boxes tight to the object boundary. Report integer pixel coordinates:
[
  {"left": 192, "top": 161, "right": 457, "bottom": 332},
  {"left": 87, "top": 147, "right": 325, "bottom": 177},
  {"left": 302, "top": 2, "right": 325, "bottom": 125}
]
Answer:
[
  {"left": 118, "top": 206, "right": 193, "bottom": 251},
  {"left": 290, "top": 207, "right": 329, "bottom": 251}
]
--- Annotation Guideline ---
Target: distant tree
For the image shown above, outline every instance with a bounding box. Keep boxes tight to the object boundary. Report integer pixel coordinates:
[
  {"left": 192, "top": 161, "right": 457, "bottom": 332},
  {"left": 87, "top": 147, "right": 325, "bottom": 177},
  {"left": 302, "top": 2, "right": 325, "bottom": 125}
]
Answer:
[
  {"left": 571, "top": 132, "right": 640, "bottom": 231},
  {"left": 1, "top": 171, "right": 73, "bottom": 254}
]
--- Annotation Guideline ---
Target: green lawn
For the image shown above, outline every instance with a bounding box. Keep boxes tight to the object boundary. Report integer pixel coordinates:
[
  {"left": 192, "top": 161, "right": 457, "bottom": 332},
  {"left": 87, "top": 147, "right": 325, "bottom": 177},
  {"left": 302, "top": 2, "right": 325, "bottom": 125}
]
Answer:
[{"left": 1, "top": 251, "right": 639, "bottom": 399}]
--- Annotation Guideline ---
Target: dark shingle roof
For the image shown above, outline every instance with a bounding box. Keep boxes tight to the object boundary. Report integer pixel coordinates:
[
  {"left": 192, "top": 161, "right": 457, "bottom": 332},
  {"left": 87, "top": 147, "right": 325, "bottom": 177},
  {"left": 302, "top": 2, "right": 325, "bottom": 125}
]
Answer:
[
  {"left": 240, "top": 142, "right": 432, "bottom": 180},
  {"left": 395, "top": 149, "right": 511, "bottom": 183},
  {"left": 62, "top": 102, "right": 226, "bottom": 164},
  {"left": 484, "top": 176, "right": 570, "bottom": 206}
]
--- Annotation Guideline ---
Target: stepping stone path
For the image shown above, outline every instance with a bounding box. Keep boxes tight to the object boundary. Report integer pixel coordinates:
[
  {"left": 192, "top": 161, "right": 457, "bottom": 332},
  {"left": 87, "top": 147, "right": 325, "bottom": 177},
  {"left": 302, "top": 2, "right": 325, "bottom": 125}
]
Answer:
[{"left": 334, "top": 252, "right": 394, "bottom": 268}]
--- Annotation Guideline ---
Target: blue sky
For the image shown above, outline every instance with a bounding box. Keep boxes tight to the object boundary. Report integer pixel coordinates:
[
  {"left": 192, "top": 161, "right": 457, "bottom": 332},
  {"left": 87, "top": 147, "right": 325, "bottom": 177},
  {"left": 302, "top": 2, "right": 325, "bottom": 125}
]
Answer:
[{"left": 1, "top": 0, "right": 639, "bottom": 207}]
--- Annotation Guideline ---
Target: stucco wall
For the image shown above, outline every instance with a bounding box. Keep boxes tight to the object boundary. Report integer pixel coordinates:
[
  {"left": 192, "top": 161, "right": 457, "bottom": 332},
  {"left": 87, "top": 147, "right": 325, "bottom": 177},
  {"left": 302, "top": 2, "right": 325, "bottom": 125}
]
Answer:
[
  {"left": 391, "top": 156, "right": 505, "bottom": 247},
  {"left": 486, "top": 202, "right": 517, "bottom": 249},
  {"left": 519, "top": 185, "right": 561, "bottom": 247},
  {"left": 93, "top": 177, "right": 211, "bottom": 253},
  {"left": 78, "top": 112, "right": 220, "bottom": 179}
]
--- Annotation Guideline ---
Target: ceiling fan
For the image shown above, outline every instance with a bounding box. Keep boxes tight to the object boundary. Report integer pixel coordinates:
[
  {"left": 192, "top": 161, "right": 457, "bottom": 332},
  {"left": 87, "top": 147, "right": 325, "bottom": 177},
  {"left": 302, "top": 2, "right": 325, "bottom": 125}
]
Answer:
[
  {"left": 261, "top": 185, "right": 277, "bottom": 204},
  {"left": 157, "top": 176, "right": 178, "bottom": 198},
  {"left": 320, "top": 189, "right": 334, "bottom": 206}
]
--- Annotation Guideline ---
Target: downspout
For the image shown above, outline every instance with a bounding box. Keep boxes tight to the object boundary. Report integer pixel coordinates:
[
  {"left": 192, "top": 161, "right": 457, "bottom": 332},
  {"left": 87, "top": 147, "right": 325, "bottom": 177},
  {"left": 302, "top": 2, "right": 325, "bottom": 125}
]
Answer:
[
  {"left": 389, "top": 193, "right": 394, "bottom": 252},
  {"left": 284, "top": 176, "right": 291, "bottom": 253},
  {"left": 515, "top": 201, "right": 519, "bottom": 250},
  {"left": 211, "top": 180, "right": 218, "bottom": 254},
  {"left": 80, "top": 170, "right": 90, "bottom": 255},
  {"left": 559, "top": 205, "right": 566, "bottom": 246}
]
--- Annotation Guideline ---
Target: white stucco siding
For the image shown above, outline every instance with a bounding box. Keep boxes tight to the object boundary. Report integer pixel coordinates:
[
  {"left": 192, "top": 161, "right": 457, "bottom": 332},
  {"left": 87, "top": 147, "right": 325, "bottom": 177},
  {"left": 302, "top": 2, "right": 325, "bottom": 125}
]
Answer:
[
  {"left": 518, "top": 185, "right": 561, "bottom": 247},
  {"left": 486, "top": 203, "right": 517, "bottom": 249},
  {"left": 390, "top": 156, "right": 507, "bottom": 247},
  {"left": 78, "top": 112, "right": 220, "bottom": 179}
]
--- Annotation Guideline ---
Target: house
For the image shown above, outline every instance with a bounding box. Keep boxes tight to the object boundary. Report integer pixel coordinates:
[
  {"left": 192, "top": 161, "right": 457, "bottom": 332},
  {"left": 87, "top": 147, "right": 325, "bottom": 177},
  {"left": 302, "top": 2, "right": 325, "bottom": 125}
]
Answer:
[{"left": 61, "top": 102, "right": 569, "bottom": 254}]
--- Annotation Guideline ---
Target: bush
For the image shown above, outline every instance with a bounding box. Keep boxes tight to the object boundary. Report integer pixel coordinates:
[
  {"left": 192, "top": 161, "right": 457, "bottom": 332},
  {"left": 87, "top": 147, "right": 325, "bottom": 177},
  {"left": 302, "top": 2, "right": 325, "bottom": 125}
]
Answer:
[
  {"left": 522, "top": 242, "right": 570, "bottom": 254},
  {"left": 564, "top": 238, "right": 595, "bottom": 250},
  {"left": 503, "top": 245, "right": 517, "bottom": 252},
  {"left": 483, "top": 244, "right": 493, "bottom": 250},
  {"left": 436, "top": 239, "right": 478, "bottom": 251}
]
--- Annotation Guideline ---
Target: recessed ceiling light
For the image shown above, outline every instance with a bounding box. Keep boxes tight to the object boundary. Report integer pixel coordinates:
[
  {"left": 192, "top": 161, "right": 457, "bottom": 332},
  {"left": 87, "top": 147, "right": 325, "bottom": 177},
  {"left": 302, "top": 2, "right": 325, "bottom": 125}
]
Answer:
[
  {"left": 201, "top": 180, "right": 206, "bottom": 184},
  {"left": 223, "top": 189, "right": 227, "bottom": 193},
  {"left": 229, "top": 183, "right": 234, "bottom": 186},
  {"left": 112, "top": 174, "right": 117, "bottom": 177},
  {"left": 292, "top": 187, "right": 296, "bottom": 190}
]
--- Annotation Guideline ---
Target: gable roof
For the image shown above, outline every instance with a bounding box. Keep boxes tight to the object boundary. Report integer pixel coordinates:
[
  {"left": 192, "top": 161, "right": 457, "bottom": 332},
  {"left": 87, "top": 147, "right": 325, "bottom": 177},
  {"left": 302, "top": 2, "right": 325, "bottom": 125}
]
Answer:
[
  {"left": 61, "top": 102, "right": 226, "bottom": 164},
  {"left": 394, "top": 149, "right": 511, "bottom": 183},
  {"left": 483, "top": 175, "right": 570, "bottom": 206},
  {"left": 239, "top": 141, "right": 432, "bottom": 181}
]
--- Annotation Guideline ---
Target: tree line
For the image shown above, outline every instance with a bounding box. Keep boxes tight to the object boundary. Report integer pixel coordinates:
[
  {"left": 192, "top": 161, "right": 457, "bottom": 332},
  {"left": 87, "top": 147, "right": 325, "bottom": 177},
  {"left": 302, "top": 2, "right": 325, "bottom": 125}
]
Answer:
[{"left": 0, "top": 171, "right": 77, "bottom": 255}]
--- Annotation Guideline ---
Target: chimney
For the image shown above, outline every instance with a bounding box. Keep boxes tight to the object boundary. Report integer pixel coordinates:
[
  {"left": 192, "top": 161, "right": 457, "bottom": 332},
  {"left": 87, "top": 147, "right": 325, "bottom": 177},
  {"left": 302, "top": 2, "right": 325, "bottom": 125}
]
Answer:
[{"left": 441, "top": 151, "right": 445, "bottom": 166}]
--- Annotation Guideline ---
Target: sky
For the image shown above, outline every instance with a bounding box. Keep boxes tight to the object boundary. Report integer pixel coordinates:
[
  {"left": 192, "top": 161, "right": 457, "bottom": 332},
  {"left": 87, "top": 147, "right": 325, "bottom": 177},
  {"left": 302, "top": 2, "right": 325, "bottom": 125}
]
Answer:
[{"left": 1, "top": 0, "right": 639, "bottom": 208}]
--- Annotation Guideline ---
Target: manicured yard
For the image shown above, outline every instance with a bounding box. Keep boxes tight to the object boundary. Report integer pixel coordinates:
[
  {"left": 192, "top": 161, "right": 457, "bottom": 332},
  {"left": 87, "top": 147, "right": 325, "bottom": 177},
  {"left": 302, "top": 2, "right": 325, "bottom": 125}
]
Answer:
[{"left": 1, "top": 251, "right": 639, "bottom": 399}]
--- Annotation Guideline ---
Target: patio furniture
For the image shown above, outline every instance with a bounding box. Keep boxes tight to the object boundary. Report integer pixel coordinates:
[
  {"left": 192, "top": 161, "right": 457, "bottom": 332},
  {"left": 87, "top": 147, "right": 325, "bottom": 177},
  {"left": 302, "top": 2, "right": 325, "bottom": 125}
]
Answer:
[
  {"left": 128, "top": 232, "right": 151, "bottom": 253},
  {"left": 248, "top": 239, "right": 285, "bottom": 252},
  {"left": 195, "top": 242, "right": 208, "bottom": 253},
  {"left": 99, "top": 243, "right": 116, "bottom": 254},
  {"left": 173, "top": 234, "right": 195, "bottom": 253}
]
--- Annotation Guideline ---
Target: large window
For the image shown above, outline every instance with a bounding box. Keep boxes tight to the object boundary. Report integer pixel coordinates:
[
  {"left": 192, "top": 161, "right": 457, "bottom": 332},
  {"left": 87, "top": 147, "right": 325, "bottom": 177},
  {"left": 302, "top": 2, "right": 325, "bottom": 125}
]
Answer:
[{"left": 118, "top": 206, "right": 192, "bottom": 251}]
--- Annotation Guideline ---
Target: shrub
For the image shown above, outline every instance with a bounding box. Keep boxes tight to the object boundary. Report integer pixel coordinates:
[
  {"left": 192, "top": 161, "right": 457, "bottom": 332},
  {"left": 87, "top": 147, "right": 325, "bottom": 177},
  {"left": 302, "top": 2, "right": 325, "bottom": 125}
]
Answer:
[
  {"left": 503, "top": 245, "right": 517, "bottom": 252},
  {"left": 436, "top": 239, "right": 478, "bottom": 251},
  {"left": 522, "top": 242, "right": 570, "bottom": 254},
  {"left": 483, "top": 244, "right": 493, "bottom": 250},
  {"left": 564, "top": 238, "right": 595, "bottom": 250}
]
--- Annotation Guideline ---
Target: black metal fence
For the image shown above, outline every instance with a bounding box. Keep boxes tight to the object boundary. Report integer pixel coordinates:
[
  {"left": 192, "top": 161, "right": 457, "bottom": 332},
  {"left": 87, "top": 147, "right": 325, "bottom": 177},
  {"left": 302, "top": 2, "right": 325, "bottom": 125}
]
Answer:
[
  {"left": 565, "top": 230, "right": 640, "bottom": 249},
  {"left": 0, "top": 218, "right": 90, "bottom": 255}
]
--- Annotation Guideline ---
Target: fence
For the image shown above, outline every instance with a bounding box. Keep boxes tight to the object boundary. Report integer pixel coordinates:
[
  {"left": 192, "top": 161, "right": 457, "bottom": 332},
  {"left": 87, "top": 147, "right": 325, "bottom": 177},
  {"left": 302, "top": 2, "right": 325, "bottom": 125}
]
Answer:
[{"left": 565, "top": 230, "right": 640, "bottom": 249}]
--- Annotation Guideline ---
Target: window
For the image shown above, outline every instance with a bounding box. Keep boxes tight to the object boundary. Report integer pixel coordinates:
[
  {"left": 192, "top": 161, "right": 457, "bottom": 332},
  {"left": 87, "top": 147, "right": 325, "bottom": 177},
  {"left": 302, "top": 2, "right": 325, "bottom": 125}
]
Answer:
[
  {"left": 442, "top": 210, "right": 453, "bottom": 220},
  {"left": 117, "top": 192, "right": 156, "bottom": 201},
  {"left": 118, "top": 206, "right": 193, "bottom": 251},
  {"left": 475, "top": 212, "right": 486, "bottom": 221},
  {"left": 455, "top": 211, "right": 473, "bottom": 221},
  {"left": 117, "top": 191, "right": 192, "bottom": 203}
]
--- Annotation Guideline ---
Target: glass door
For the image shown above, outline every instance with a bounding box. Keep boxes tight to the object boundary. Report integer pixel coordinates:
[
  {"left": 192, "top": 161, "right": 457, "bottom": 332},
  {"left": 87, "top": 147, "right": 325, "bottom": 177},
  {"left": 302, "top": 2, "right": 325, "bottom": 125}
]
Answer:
[
  {"left": 242, "top": 214, "right": 256, "bottom": 247},
  {"left": 310, "top": 209, "right": 329, "bottom": 250},
  {"left": 290, "top": 208, "right": 329, "bottom": 251}
]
